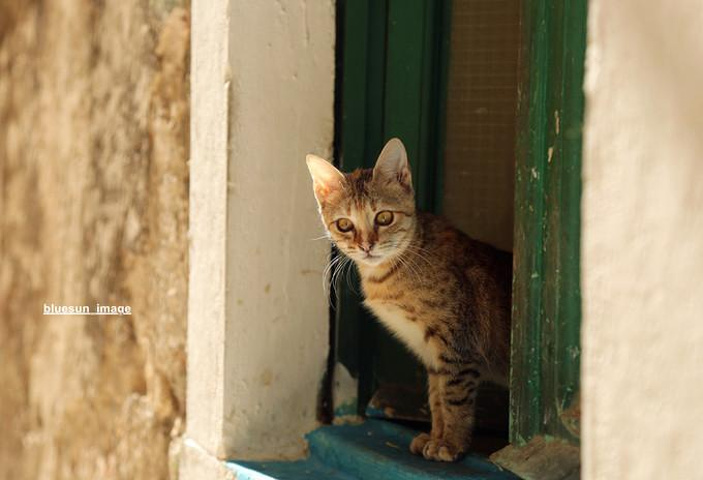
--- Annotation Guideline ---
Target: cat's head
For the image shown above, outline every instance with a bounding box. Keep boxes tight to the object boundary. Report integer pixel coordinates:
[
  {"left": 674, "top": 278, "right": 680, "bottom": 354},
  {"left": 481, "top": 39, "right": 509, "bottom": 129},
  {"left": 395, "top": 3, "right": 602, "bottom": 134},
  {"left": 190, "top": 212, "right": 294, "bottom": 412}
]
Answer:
[{"left": 306, "top": 138, "right": 416, "bottom": 267}]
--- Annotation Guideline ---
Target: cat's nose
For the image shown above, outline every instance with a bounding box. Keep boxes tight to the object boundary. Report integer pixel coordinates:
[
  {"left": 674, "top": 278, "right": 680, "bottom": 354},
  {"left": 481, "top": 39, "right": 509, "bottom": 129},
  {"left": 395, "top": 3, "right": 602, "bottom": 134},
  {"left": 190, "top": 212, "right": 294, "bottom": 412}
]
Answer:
[{"left": 360, "top": 242, "right": 375, "bottom": 253}]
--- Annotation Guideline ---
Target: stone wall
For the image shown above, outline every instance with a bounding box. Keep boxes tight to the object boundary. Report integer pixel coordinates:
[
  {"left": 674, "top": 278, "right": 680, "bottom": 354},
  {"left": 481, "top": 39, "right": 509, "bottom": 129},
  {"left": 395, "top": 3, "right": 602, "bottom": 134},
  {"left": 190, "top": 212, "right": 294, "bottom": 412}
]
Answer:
[{"left": 0, "top": 1, "right": 190, "bottom": 478}]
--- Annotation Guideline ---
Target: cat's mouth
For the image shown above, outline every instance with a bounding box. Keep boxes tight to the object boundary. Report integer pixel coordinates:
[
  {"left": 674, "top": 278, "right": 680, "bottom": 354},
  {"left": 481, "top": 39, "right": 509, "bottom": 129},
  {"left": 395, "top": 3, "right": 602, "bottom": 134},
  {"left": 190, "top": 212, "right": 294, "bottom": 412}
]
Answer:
[
  {"left": 358, "top": 252, "right": 386, "bottom": 265},
  {"left": 344, "top": 248, "right": 388, "bottom": 265}
]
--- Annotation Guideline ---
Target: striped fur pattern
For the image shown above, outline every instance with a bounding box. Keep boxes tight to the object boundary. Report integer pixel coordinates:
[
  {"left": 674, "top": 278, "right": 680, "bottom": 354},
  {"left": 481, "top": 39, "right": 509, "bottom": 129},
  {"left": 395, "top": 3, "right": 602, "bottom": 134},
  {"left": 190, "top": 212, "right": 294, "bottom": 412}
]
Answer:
[{"left": 306, "top": 139, "right": 512, "bottom": 462}]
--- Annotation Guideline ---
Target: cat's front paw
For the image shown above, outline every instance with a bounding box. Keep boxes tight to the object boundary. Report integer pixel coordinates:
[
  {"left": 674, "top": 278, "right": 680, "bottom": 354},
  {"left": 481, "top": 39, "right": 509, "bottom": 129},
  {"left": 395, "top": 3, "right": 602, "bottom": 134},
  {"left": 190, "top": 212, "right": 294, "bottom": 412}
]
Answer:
[
  {"left": 422, "top": 438, "right": 466, "bottom": 462},
  {"left": 409, "top": 433, "right": 431, "bottom": 455}
]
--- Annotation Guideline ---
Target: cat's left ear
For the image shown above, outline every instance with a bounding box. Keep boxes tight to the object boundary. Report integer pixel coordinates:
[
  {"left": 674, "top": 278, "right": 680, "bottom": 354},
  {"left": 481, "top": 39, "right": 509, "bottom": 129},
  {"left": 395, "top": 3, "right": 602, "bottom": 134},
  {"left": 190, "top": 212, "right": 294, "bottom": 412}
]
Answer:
[
  {"left": 306, "top": 154, "right": 345, "bottom": 204},
  {"left": 373, "top": 138, "right": 413, "bottom": 190}
]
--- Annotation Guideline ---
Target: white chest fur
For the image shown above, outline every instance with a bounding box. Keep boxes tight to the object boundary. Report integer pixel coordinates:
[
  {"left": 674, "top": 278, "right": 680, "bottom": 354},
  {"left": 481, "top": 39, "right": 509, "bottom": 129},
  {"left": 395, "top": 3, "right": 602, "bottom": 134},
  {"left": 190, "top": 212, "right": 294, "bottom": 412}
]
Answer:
[{"left": 364, "top": 299, "right": 438, "bottom": 369}]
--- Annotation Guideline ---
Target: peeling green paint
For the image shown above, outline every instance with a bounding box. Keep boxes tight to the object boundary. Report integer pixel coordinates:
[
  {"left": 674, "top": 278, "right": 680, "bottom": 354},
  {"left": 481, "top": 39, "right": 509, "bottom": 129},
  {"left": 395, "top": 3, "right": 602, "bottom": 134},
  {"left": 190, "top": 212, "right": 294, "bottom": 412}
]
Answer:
[{"left": 510, "top": 0, "right": 586, "bottom": 447}]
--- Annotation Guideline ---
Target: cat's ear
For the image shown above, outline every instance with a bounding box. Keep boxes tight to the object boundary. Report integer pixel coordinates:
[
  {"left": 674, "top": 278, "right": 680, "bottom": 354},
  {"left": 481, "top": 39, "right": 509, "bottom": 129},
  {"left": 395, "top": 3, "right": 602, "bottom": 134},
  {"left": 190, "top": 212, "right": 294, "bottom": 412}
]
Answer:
[
  {"left": 306, "top": 154, "right": 344, "bottom": 204},
  {"left": 373, "top": 138, "right": 412, "bottom": 190}
]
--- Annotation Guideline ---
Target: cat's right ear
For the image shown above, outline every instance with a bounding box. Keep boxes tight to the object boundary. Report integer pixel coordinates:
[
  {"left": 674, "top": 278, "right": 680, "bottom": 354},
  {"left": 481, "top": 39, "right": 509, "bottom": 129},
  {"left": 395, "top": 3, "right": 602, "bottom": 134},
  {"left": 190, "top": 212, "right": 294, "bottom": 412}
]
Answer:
[
  {"left": 373, "top": 138, "right": 412, "bottom": 190},
  {"left": 306, "top": 154, "right": 344, "bottom": 204}
]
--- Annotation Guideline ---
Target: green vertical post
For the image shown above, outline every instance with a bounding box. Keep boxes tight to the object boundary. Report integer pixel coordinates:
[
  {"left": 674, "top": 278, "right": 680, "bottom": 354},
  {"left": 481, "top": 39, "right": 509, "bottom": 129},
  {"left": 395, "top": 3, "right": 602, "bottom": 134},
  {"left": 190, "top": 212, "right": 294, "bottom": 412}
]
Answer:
[{"left": 510, "top": 0, "right": 587, "bottom": 445}]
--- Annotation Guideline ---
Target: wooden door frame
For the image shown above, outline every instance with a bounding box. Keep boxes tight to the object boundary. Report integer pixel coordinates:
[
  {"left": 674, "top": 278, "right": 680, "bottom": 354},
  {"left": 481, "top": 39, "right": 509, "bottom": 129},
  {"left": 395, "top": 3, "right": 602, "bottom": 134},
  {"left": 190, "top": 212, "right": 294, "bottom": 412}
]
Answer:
[{"left": 510, "top": 0, "right": 586, "bottom": 447}]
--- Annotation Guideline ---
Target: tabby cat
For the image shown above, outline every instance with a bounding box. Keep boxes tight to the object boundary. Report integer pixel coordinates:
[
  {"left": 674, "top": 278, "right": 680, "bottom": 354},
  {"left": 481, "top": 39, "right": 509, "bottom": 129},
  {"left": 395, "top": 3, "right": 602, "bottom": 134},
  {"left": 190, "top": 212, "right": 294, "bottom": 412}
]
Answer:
[{"left": 306, "top": 138, "right": 512, "bottom": 462}]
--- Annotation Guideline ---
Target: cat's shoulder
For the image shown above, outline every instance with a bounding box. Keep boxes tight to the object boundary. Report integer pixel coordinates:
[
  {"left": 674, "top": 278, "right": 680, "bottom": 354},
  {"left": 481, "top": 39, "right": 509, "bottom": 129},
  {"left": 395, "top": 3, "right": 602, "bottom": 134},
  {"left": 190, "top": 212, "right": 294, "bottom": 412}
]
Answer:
[
  {"left": 416, "top": 211, "right": 472, "bottom": 246},
  {"left": 416, "top": 211, "right": 511, "bottom": 263},
  {"left": 415, "top": 211, "right": 455, "bottom": 235}
]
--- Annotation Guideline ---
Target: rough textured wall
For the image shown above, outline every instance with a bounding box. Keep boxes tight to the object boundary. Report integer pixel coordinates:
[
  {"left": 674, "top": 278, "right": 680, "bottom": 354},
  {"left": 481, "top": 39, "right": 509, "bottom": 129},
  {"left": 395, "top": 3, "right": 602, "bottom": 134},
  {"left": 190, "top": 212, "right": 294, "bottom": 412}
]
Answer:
[
  {"left": 0, "top": 1, "right": 190, "bottom": 479},
  {"left": 582, "top": 0, "right": 703, "bottom": 478}
]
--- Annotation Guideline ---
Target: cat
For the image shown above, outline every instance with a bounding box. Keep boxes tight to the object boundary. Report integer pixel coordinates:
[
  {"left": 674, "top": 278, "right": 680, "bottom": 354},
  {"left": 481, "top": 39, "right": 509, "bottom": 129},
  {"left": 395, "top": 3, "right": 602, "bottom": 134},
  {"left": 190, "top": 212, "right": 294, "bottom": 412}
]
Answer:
[{"left": 306, "top": 138, "right": 512, "bottom": 462}]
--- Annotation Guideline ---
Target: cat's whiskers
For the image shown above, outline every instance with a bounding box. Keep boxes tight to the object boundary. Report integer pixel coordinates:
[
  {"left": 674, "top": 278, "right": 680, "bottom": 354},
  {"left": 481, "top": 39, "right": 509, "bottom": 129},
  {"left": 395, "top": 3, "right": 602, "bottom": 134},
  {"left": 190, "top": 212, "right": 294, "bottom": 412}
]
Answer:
[
  {"left": 383, "top": 245, "right": 424, "bottom": 286},
  {"left": 328, "top": 254, "right": 357, "bottom": 302},
  {"left": 330, "top": 256, "right": 346, "bottom": 293},
  {"left": 310, "top": 234, "right": 331, "bottom": 241},
  {"left": 344, "top": 256, "right": 359, "bottom": 295},
  {"left": 401, "top": 254, "right": 426, "bottom": 286},
  {"left": 404, "top": 245, "right": 437, "bottom": 272},
  {"left": 323, "top": 253, "right": 344, "bottom": 294},
  {"left": 378, "top": 240, "right": 436, "bottom": 286},
  {"left": 324, "top": 252, "right": 351, "bottom": 295}
]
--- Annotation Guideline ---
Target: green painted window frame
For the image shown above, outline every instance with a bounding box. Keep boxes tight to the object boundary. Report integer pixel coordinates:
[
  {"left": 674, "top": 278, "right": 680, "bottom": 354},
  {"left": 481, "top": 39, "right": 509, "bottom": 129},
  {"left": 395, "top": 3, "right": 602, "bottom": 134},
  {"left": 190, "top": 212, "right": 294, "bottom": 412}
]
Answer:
[
  {"left": 510, "top": 0, "right": 586, "bottom": 447},
  {"left": 334, "top": 0, "right": 587, "bottom": 453}
]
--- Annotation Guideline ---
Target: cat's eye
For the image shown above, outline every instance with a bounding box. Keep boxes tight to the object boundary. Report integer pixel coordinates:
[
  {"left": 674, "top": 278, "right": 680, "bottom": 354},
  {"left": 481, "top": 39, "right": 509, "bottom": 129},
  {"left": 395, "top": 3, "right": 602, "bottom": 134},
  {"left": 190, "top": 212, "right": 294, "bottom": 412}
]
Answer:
[
  {"left": 336, "top": 218, "right": 354, "bottom": 232},
  {"left": 375, "top": 211, "right": 394, "bottom": 226}
]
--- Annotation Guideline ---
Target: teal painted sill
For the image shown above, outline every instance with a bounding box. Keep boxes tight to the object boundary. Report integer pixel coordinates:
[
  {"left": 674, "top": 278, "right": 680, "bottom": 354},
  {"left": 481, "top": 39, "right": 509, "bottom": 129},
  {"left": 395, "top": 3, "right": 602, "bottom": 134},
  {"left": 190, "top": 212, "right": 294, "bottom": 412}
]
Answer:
[{"left": 227, "top": 419, "right": 518, "bottom": 480}]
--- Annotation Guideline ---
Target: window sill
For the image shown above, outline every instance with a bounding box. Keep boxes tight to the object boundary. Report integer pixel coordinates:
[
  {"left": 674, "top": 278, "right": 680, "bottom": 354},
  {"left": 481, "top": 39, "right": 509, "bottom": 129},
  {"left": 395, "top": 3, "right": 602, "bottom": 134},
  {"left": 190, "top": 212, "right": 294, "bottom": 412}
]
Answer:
[{"left": 228, "top": 419, "right": 518, "bottom": 480}]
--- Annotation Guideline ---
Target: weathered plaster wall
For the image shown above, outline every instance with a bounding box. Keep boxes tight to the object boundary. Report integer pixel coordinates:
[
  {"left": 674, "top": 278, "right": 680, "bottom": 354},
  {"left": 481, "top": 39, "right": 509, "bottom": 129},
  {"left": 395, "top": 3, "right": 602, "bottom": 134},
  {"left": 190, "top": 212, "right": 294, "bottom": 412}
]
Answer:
[
  {"left": 582, "top": 0, "right": 703, "bottom": 478},
  {"left": 0, "top": 1, "right": 190, "bottom": 479},
  {"left": 186, "top": 0, "right": 229, "bottom": 460},
  {"left": 186, "top": 0, "right": 335, "bottom": 467},
  {"left": 223, "top": 0, "right": 335, "bottom": 460}
]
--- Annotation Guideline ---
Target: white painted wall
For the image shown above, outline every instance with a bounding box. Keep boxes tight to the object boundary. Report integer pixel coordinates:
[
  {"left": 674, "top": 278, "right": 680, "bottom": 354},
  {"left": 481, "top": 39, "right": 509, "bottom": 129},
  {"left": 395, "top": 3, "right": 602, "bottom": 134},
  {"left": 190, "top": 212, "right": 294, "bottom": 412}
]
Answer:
[
  {"left": 223, "top": 0, "right": 335, "bottom": 460},
  {"left": 186, "top": 0, "right": 335, "bottom": 469},
  {"left": 582, "top": 0, "right": 703, "bottom": 478},
  {"left": 187, "top": 0, "right": 230, "bottom": 459}
]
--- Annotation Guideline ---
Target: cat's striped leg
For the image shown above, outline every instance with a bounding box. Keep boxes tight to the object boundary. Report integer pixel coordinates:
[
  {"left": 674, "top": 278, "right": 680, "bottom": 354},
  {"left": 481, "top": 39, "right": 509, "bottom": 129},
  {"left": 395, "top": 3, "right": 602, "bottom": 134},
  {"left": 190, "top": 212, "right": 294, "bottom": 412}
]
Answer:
[
  {"left": 410, "top": 369, "right": 445, "bottom": 455},
  {"left": 422, "top": 360, "right": 481, "bottom": 462}
]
